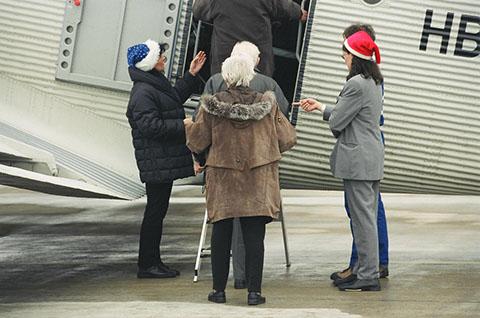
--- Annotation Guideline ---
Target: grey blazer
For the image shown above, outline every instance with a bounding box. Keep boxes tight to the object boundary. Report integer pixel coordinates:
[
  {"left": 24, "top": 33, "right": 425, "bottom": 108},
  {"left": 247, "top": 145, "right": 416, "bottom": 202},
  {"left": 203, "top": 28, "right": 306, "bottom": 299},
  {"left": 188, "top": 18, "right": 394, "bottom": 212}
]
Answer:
[{"left": 323, "top": 75, "right": 384, "bottom": 181}]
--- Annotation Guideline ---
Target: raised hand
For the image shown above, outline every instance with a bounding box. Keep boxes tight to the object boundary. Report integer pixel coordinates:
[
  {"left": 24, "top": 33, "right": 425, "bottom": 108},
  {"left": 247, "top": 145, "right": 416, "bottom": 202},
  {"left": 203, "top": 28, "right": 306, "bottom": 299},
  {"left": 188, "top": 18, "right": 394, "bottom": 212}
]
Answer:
[{"left": 189, "top": 51, "right": 207, "bottom": 76}]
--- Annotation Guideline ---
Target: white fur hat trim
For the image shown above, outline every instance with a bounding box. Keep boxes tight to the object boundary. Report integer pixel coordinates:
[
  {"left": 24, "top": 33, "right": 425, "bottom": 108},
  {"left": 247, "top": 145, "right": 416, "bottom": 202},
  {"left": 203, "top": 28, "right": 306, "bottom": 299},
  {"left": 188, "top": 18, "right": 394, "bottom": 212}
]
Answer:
[{"left": 135, "top": 39, "right": 161, "bottom": 72}]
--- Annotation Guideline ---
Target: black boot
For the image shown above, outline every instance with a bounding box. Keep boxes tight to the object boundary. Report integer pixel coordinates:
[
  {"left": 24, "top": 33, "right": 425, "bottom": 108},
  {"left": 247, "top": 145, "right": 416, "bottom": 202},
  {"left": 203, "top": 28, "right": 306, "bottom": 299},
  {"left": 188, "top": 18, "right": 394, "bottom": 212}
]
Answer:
[
  {"left": 333, "top": 265, "right": 389, "bottom": 280},
  {"left": 208, "top": 290, "right": 226, "bottom": 303},
  {"left": 333, "top": 273, "right": 357, "bottom": 286},
  {"left": 379, "top": 265, "right": 389, "bottom": 278},
  {"left": 158, "top": 261, "right": 180, "bottom": 276},
  {"left": 330, "top": 267, "right": 352, "bottom": 281},
  {"left": 248, "top": 292, "right": 266, "bottom": 305},
  {"left": 338, "top": 278, "right": 381, "bottom": 291},
  {"left": 137, "top": 265, "right": 176, "bottom": 279}
]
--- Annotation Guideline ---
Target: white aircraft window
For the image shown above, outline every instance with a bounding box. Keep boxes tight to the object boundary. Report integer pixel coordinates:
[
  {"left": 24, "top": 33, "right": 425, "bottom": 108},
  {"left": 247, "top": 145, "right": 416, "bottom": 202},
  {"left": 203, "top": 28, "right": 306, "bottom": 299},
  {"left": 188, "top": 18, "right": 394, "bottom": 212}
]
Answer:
[{"left": 361, "top": 0, "right": 384, "bottom": 6}]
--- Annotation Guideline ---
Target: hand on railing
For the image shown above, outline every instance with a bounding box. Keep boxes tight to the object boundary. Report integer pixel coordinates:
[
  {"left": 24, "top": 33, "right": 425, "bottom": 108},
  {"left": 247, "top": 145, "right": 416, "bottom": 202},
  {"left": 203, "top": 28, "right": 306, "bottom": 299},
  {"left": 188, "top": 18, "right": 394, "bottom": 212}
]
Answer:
[
  {"left": 194, "top": 161, "right": 205, "bottom": 175},
  {"left": 300, "top": 9, "right": 308, "bottom": 22}
]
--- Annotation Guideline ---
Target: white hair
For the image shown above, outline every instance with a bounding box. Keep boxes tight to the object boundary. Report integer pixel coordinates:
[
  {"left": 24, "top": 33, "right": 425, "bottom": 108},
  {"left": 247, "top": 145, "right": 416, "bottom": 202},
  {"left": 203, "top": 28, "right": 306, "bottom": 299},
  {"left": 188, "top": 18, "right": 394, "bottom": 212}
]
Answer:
[
  {"left": 221, "top": 55, "right": 255, "bottom": 87},
  {"left": 230, "top": 41, "right": 260, "bottom": 66}
]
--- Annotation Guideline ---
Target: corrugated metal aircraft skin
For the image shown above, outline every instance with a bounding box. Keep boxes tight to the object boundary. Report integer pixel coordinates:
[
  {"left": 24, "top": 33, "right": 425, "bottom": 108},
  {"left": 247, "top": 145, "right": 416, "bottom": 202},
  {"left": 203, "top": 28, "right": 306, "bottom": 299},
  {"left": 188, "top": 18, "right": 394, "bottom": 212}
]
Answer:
[
  {"left": 0, "top": 0, "right": 191, "bottom": 124},
  {"left": 1, "top": 0, "right": 479, "bottom": 194},
  {"left": 0, "top": 0, "right": 130, "bottom": 123},
  {"left": 282, "top": 0, "right": 480, "bottom": 194}
]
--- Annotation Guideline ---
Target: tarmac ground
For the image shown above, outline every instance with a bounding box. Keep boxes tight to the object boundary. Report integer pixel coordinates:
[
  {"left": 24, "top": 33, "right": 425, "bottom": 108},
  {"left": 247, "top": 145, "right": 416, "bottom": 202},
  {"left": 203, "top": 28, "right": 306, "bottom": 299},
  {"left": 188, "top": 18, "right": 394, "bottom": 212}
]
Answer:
[{"left": 0, "top": 185, "right": 479, "bottom": 317}]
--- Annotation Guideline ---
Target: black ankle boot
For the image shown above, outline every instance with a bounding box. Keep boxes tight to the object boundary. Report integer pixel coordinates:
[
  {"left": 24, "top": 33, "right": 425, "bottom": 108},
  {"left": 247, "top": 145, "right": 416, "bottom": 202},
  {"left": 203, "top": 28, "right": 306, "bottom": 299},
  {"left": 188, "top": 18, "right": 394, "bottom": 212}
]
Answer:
[
  {"left": 137, "top": 265, "right": 176, "bottom": 279},
  {"left": 379, "top": 265, "right": 389, "bottom": 278},
  {"left": 247, "top": 292, "right": 266, "bottom": 305},
  {"left": 208, "top": 290, "right": 226, "bottom": 303},
  {"left": 333, "top": 273, "right": 357, "bottom": 286},
  {"left": 158, "top": 261, "right": 180, "bottom": 276},
  {"left": 338, "top": 278, "right": 381, "bottom": 291}
]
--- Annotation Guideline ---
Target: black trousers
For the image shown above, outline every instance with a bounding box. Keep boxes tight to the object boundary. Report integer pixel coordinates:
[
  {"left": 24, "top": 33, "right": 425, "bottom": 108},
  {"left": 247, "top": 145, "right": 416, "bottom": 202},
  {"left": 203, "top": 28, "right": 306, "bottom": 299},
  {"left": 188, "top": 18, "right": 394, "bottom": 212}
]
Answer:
[
  {"left": 138, "top": 182, "right": 173, "bottom": 269},
  {"left": 211, "top": 216, "right": 270, "bottom": 292}
]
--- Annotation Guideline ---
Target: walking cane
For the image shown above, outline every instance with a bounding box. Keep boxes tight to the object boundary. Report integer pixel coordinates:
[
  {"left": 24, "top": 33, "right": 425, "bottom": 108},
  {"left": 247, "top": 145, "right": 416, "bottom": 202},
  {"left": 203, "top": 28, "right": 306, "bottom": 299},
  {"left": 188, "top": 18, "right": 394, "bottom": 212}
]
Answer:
[
  {"left": 193, "top": 165, "right": 208, "bottom": 282},
  {"left": 193, "top": 207, "right": 208, "bottom": 282}
]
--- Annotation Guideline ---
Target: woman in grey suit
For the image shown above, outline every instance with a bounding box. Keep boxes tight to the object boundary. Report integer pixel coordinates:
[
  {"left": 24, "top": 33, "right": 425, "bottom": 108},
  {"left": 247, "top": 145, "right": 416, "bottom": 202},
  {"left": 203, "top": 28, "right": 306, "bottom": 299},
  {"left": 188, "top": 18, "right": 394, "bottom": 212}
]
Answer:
[{"left": 298, "top": 30, "right": 384, "bottom": 291}]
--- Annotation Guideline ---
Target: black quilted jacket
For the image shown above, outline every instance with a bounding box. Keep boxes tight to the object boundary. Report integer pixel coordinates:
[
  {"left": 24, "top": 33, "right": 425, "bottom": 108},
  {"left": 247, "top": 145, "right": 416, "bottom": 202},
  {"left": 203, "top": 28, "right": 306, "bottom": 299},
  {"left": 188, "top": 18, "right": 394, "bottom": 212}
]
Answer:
[{"left": 126, "top": 67, "right": 196, "bottom": 183}]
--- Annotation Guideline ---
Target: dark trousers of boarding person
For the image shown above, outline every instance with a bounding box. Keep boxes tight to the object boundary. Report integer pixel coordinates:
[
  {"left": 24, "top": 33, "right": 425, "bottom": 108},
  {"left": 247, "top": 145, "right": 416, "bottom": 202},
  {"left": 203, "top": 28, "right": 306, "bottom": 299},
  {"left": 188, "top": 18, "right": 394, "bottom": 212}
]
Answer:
[
  {"left": 138, "top": 182, "right": 173, "bottom": 269},
  {"left": 211, "top": 216, "right": 271, "bottom": 293},
  {"left": 344, "top": 180, "right": 380, "bottom": 281}
]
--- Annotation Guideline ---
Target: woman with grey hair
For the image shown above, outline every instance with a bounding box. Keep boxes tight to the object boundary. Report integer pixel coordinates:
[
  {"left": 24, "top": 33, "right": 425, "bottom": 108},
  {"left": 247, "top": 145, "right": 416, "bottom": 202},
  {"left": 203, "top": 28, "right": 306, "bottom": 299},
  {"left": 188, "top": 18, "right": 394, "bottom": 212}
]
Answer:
[
  {"left": 184, "top": 55, "right": 296, "bottom": 305},
  {"left": 194, "top": 41, "right": 291, "bottom": 290}
]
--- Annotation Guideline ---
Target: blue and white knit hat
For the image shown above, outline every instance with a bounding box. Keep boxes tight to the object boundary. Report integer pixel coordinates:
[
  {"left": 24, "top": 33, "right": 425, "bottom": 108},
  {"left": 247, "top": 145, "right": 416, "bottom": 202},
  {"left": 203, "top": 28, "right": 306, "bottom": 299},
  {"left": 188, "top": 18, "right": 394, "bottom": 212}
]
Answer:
[{"left": 127, "top": 39, "right": 164, "bottom": 71}]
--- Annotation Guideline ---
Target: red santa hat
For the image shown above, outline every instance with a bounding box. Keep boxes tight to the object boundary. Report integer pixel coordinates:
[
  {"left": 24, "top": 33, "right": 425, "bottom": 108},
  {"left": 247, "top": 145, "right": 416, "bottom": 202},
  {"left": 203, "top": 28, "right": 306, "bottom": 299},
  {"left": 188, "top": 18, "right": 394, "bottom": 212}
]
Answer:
[{"left": 344, "top": 31, "right": 381, "bottom": 64}]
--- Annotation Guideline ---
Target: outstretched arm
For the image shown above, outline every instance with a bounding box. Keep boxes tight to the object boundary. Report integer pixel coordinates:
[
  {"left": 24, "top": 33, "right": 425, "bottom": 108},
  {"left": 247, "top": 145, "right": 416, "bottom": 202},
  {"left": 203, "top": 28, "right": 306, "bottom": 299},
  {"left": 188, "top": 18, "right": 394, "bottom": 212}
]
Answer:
[
  {"left": 298, "top": 81, "right": 362, "bottom": 138},
  {"left": 173, "top": 51, "right": 206, "bottom": 104}
]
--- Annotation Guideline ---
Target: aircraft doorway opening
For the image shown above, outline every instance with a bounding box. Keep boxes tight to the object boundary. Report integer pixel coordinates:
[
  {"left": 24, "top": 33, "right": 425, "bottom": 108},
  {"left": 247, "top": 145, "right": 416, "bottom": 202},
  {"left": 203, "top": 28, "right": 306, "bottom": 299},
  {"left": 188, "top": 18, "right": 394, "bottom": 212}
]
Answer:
[{"left": 184, "top": 0, "right": 310, "bottom": 112}]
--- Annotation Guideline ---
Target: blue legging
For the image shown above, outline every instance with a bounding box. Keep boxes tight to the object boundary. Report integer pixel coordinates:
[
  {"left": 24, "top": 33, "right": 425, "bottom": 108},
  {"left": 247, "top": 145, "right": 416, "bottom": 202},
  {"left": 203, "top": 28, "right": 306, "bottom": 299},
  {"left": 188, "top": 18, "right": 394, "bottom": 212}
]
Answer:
[{"left": 345, "top": 192, "right": 389, "bottom": 267}]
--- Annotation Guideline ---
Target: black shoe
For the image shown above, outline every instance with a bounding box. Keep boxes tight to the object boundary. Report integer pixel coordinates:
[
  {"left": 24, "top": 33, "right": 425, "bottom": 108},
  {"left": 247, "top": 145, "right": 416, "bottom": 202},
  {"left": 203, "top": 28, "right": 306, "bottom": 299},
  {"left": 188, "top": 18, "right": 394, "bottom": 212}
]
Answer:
[
  {"left": 208, "top": 290, "right": 226, "bottom": 303},
  {"left": 338, "top": 278, "right": 381, "bottom": 291},
  {"left": 379, "top": 265, "right": 389, "bottom": 278},
  {"left": 332, "top": 265, "right": 389, "bottom": 280},
  {"left": 158, "top": 261, "right": 180, "bottom": 276},
  {"left": 234, "top": 279, "right": 247, "bottom": 289},
  {"left": 333, "top": 273, "right": 357, "bottom": 286},
  {"left": 248, "top": 292, "right": 266, "bottom": 305},
  {"left": 330, "top": 267, "right": 352, "bottom": 281},
  {"left": 137, "top": 265, "right": 176, "bottom": 279}
]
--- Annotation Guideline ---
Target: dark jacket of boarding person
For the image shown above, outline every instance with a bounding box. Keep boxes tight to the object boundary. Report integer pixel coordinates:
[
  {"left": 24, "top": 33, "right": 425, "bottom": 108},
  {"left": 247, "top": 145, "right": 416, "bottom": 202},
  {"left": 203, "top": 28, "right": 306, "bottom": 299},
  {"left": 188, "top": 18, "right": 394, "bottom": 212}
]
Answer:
[
  {"left": 126, "top": 40, "right": 206, "bottom": 279},
  {"left": 192, "top": 0, "right": 306, "bottom": 76},
  {"left": 184, "top": 55, "right": 296, "bottom": 305},
  {"left": 298, "top": 31, "right": 384, "bottom": 292}
]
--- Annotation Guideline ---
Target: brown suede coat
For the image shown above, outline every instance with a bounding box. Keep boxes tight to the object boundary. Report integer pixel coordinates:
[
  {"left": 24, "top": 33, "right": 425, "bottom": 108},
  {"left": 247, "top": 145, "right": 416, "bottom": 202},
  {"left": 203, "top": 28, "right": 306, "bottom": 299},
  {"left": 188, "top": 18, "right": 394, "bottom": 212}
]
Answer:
[{"left": 185, "top": 87, "right": 296, "bottom": 223}]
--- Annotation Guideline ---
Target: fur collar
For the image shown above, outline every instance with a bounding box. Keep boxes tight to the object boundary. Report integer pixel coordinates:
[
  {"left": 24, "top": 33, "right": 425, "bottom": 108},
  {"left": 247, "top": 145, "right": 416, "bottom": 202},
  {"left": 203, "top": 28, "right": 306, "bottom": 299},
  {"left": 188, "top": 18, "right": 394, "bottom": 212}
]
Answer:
[{"left": 200, "top": 91, "right": 276, "bottom": 121}]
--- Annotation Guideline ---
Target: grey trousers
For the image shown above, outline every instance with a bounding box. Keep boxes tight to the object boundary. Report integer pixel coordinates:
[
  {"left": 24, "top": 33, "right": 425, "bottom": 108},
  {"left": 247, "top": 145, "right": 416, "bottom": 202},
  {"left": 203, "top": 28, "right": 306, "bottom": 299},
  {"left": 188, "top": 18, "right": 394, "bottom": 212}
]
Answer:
[
  {"left": 232, "top": 218, "right": 246, "bottom": 281},
  {"left": 344, "top": 179, "right": 380, "bottom": 280}
]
